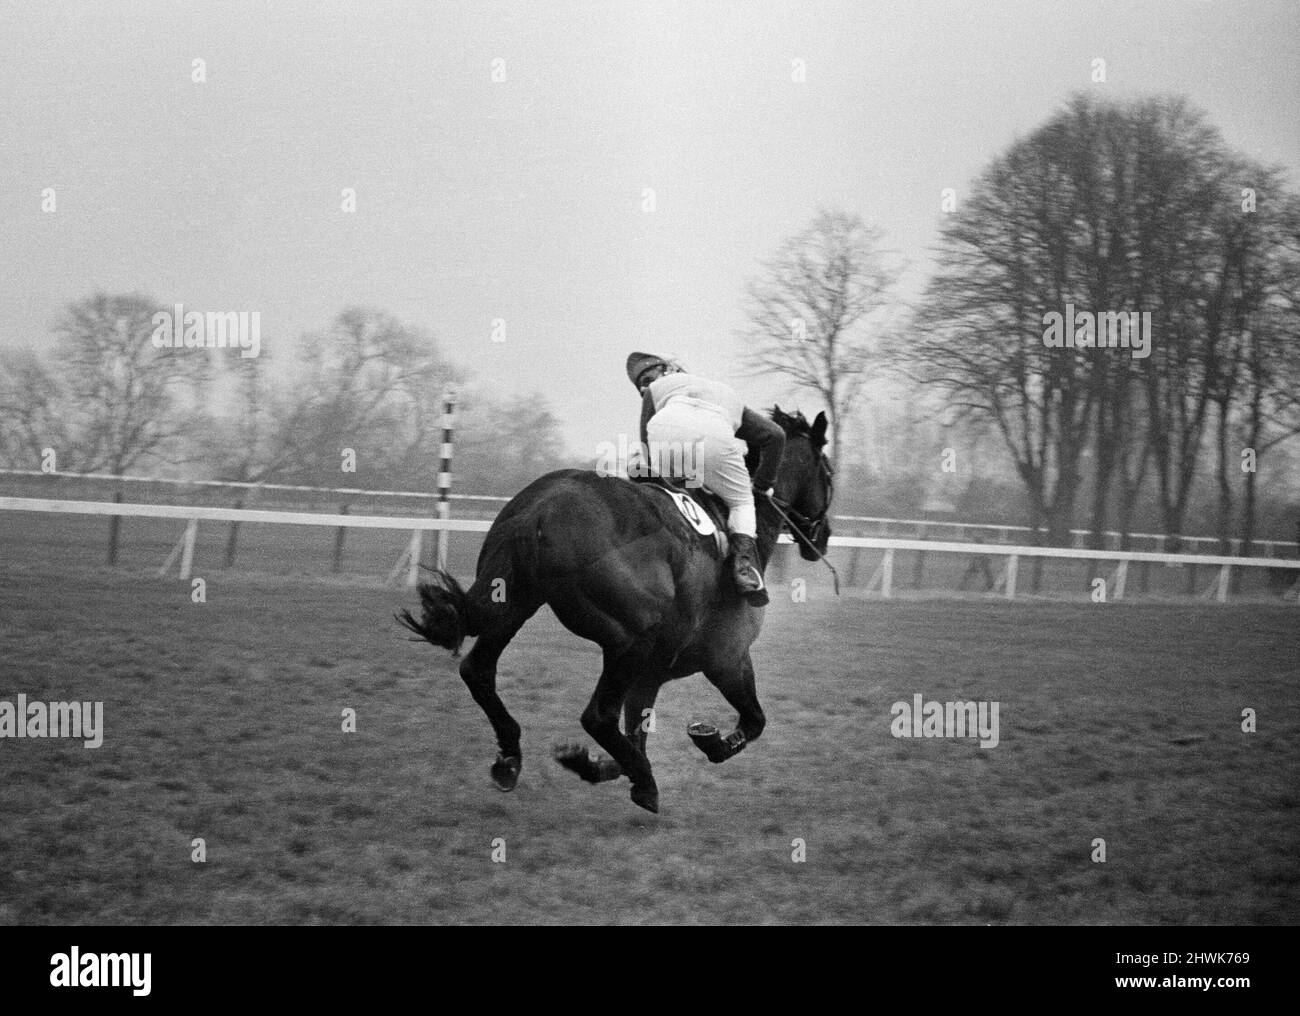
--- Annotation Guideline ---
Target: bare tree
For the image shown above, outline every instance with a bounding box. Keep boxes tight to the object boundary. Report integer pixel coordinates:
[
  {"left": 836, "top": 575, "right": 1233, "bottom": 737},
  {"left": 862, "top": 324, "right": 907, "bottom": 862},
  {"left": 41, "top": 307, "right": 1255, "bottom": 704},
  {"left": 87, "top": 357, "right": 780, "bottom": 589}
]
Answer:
[
  {"left": 1127, "top": 102, "right": 1240, "bottom": 550},
  {"left": 266, "top": 307, "right": 460, "bottom": 486},
  {"left": 899, "top": 135, "right": 1098, "bottom": 545},
  {"left": 191, "top": 349, "right": 305, "bottom": 485},
  {"left": 738, "top": 209, "right": 899, "bottom": 472},
  {"left": 1234, "top": 188, "right": 1300, "bottom": 555},
  {"left": 0, "top": 347, "right": 75, "bottom": 470},
  {"left": 897, "top": 94, "right": 1288, "bottom": 549},
  {"left": 454, "top": 392, "right": 570, "bottom": 494},
  {"left": 50, "top": 291, "right": 208, "bottom": 474}
]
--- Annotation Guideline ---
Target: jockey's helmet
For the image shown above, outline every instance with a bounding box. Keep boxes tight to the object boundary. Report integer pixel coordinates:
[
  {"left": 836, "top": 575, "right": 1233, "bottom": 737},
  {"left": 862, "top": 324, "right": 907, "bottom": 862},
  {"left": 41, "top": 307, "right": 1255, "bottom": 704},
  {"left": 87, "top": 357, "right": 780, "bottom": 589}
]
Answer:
[{"left": 626, "top": 351, "right": 675, "bottom": 391}]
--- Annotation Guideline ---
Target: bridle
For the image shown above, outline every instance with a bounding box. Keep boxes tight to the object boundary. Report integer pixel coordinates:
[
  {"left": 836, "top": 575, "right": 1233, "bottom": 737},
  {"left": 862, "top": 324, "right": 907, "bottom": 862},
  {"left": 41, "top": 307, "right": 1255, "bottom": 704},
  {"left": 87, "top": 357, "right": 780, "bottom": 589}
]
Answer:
[
  {"left": 775, "top": 452, "right": 833, "bottom": 538},
  {"left": 768, "top": 452, "right": 838, "bottom": 593}
]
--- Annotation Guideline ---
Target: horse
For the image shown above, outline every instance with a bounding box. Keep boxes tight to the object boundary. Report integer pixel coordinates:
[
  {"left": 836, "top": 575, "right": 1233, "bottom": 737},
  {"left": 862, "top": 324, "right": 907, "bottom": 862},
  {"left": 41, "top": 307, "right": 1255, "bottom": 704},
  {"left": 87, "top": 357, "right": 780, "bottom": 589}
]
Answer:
[{"left": 396, "top": 407, "right": 834, "bottom": 813}]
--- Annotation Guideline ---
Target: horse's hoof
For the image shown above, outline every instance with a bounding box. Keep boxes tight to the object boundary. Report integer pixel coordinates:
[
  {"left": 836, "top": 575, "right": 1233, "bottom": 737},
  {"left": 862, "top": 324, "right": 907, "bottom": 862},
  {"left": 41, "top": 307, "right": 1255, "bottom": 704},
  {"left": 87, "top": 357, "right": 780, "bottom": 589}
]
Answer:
[
  {"left": 687, "top": 722, "right": 728, "bottom": 763},
  {"left": 552, "top": 744, "right": 624, "bottom": 784},
  {"left": 630, "top": 784, "right": 659, "bottom": 813},
  {"left": 592, "top": 757, "right": 624, "bottom": 782},
  {"left": 552, "top": 743, "right": 597, "bottom": 782},
  {"left": 490, "top": 754, "right": 521, "bottom": 791}
]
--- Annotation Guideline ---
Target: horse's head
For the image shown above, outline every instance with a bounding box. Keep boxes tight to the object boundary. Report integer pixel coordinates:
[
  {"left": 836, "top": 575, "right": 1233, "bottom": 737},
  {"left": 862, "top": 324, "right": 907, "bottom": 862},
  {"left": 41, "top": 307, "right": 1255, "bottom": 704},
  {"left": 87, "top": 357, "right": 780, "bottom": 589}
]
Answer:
[{"left": 762, "top": 406, "right": 834, "bottom": 561}]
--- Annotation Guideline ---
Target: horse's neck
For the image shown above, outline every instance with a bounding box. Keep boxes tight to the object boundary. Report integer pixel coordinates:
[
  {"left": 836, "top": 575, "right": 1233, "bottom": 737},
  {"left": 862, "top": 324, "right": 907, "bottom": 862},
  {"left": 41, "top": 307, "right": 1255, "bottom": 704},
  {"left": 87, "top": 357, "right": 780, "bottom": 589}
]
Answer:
[{"left": 755, "top": 499, "right": 783, "bottom": 570}]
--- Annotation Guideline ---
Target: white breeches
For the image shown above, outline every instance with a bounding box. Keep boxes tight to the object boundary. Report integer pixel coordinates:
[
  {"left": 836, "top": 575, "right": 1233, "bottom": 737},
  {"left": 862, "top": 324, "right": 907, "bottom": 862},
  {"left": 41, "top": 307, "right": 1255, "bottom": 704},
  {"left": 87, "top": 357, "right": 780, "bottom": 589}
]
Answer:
[{"left": 647, "top": 403, "right": 756, "bottom": 537}]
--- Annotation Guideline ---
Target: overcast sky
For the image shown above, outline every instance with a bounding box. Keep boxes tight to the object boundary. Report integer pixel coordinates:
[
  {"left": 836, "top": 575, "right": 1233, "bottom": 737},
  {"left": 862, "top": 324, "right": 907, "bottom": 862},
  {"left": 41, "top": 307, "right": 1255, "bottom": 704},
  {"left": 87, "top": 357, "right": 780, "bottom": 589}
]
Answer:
[{"left": 2, "top": 0, "right": 1297, "bottom": 456}]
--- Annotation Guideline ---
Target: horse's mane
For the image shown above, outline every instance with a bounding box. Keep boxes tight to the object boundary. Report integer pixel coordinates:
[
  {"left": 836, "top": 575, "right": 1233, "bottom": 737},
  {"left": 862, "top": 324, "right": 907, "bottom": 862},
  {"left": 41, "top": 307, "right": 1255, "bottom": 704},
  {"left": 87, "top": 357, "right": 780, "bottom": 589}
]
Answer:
[
  {"left": 768, "top": 406, "right": 817, "bottom": 439},
  {"left": 746, "top": 405, "right": 827, "bottom": 475}
]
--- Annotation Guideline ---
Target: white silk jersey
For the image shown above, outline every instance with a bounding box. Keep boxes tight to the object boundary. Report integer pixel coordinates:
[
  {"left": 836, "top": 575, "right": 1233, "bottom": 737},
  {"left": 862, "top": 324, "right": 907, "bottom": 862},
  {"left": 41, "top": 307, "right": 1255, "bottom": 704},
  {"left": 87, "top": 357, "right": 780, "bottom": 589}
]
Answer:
[{"left": 647, "top": 372, "right": 744, "bottom": 430}]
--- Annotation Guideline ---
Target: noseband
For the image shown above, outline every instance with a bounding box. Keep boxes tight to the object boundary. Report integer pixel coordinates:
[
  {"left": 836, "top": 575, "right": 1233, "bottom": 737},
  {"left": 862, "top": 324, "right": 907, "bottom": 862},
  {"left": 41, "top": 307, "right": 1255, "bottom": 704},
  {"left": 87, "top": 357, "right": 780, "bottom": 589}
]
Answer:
[{"left": 775, "top": 501, "right": 828, "bottom": 546}]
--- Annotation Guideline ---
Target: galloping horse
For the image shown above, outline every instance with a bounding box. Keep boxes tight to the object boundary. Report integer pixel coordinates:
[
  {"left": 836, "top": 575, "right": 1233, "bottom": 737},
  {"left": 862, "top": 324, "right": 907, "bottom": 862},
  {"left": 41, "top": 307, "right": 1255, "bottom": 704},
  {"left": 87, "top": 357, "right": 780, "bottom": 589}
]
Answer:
[{"left": 397, "top": 407, "right": 834, "bottom": 813}]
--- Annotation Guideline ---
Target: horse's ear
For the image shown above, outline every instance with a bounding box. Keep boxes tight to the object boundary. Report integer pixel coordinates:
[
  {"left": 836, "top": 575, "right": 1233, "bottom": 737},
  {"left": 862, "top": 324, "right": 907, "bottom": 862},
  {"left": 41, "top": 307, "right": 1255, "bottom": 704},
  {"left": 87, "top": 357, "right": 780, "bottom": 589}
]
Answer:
[{"left": 811, "top": 411, "right": 828, "bottom": 446}]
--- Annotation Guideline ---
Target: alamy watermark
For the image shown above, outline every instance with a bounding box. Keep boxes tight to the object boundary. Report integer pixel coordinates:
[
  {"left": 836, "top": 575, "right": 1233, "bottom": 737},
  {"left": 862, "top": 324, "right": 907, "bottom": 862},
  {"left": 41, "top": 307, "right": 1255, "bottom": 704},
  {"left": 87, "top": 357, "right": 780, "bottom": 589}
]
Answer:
[
  {"left": 151, "top": 303, "right": 261, "bottom": 358},
  {"left": 1042, "top": 303, "right": 1151, "bottom": 359},
  {"left": 595, "top": 434, "right": 705, "bottom": 487},
  {"left": 890, "top": 693, "right": 999, "bottom": 748},
  {"left": 50, "top": 948, "right": 150, "bottom": 996},
  {"left": 0, "top": 696, "right": 103, "bottom": 748}
]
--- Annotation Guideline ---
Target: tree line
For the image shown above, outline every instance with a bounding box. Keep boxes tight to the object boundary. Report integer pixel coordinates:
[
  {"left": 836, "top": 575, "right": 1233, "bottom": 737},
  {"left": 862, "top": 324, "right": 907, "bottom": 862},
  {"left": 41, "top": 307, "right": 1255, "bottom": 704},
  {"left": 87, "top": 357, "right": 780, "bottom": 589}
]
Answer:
[
  {"left": 0, "top": 299, "right": 569, "bottom": 498},
  {"left": 739, "top": 93, "right": 1299, "bottom": 551}
]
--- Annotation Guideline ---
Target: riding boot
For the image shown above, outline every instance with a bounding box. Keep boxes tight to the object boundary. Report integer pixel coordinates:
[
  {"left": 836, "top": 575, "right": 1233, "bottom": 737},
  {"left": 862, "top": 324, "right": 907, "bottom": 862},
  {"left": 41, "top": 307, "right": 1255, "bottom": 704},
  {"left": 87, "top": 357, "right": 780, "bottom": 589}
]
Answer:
[{"left": 730, "top": 533, "right": 769, "bottom": 606}]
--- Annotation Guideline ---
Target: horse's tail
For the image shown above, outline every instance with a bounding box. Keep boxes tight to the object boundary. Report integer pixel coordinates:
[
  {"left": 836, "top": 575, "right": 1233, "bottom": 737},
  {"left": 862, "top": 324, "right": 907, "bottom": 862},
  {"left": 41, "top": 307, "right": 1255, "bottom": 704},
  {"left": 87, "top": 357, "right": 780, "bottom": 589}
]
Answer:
[
  {"left": 395, "top": 570, "right": 476, "bottom": 656},
  {"left": 395, "top": 513, "right": 541, "bottom": 656}
]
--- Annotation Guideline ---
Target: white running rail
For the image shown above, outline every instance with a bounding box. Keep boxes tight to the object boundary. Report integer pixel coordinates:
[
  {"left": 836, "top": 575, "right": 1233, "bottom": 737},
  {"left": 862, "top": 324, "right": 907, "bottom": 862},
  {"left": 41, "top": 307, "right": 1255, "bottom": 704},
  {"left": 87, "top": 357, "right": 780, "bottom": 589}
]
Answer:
[{"left": 3, "top": 496, "right": 1297, "bottom": 602}]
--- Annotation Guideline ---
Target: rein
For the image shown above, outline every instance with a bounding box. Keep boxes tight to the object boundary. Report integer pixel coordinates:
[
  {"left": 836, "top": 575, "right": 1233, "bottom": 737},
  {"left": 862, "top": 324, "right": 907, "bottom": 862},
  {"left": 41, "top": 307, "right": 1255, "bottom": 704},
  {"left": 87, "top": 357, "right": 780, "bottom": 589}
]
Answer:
[{"left": 767, "top": 493, "right": 840, "bottom": 595}]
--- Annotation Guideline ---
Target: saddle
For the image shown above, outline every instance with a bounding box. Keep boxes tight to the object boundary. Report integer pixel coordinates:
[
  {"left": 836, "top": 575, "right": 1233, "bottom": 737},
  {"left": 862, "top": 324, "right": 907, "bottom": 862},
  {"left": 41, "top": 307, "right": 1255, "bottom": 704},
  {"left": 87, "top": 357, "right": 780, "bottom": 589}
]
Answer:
[{"left": 631, "top": 474, "right": 729, "bottom": 557}]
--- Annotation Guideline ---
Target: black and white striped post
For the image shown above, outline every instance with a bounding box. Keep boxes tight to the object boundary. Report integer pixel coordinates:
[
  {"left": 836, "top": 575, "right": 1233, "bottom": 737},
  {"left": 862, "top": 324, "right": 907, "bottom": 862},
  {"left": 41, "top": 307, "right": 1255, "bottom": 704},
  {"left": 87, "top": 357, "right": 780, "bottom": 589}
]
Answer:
[{"left": 436, "top": 389, "right": 457, "bottom": 571}]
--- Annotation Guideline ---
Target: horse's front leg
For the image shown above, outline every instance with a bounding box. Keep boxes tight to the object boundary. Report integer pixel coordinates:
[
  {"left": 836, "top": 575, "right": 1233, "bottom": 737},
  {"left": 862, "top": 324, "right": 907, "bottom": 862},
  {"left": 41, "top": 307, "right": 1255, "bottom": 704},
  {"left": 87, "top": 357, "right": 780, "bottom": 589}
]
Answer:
[
  {"left": 553, "top": 674, "right": 661, "bottom": 786},
  {"left": 553, "top": 649, "right": 659, "bottom": 812},
  {"left": 690, "top": 651, "right": 766, "bottom": 764},
  {"left": 622, "top": 677, "right": 662, "bottom": 757}
]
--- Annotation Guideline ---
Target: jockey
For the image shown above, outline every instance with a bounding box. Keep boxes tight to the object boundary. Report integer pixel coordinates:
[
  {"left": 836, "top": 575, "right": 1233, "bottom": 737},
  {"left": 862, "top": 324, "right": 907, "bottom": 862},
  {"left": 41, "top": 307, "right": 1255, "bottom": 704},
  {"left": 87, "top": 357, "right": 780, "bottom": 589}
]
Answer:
[{"left": 626, "top": 351, "right": 785, "bottom": 606}]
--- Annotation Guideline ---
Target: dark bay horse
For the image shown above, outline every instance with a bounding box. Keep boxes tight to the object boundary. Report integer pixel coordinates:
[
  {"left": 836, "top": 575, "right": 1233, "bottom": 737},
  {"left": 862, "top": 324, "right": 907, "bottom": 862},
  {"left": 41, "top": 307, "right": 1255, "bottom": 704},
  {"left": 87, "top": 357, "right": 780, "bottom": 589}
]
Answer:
[{"left": 397, "top": 407, "right": 833, "bottom": 813}]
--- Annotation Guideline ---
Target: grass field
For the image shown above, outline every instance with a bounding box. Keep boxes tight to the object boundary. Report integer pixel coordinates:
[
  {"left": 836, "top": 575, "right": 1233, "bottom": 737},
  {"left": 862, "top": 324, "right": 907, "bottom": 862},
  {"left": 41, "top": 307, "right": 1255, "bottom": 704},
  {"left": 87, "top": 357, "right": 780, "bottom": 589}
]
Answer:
[{"left": 1, "top": 545, "right": 1296, "bottom": 926}]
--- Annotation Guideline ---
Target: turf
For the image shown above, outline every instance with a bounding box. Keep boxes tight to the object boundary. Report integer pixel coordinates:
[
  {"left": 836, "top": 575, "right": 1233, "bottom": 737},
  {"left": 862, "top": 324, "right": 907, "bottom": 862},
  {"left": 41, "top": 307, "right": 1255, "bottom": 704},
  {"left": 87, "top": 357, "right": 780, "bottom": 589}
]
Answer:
[{"left": 0, "top": 560, "right": 1295, "bottom": 924}]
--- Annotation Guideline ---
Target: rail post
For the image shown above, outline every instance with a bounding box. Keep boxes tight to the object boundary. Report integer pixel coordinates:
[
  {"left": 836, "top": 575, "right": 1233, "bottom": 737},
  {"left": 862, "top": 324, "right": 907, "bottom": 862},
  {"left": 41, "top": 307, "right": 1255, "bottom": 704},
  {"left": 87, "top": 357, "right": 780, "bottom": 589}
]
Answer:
[
  {"left": 178, "top": 518, "right": 198, "bottom": 581},
  {"left": 332, "top": 503, "right": 349, "bottom": 573},
  {"left": 225, "top": 498, "right": 243, "bottom": 568},
  {"left": 107, "top": 491, "right": 123, "bottom": 564},
  {"left": 436, "top": 389, "right": 457, "bottom": 571}
]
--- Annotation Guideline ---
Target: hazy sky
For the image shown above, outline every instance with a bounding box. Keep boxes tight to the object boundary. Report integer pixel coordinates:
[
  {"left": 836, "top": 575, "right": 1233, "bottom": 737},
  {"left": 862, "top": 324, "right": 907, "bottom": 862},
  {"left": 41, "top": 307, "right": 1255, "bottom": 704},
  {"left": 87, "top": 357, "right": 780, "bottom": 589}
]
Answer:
[{"left": 2, "top": 0, "right": 1297, "bottom": 456}]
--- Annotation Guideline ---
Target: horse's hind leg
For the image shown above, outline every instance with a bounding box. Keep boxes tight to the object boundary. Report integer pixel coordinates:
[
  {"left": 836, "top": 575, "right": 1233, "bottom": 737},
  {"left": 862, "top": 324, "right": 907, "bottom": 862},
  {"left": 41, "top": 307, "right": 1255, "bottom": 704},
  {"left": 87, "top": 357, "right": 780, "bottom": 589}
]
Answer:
[
  {"left": 689, "top": 651, "right": 766, "bottom": 764},
  {"left": 459, "top": 610, "right": 536, "bottom": 791}
]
